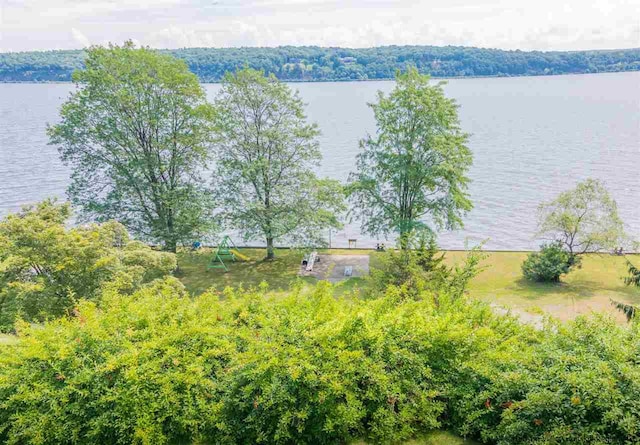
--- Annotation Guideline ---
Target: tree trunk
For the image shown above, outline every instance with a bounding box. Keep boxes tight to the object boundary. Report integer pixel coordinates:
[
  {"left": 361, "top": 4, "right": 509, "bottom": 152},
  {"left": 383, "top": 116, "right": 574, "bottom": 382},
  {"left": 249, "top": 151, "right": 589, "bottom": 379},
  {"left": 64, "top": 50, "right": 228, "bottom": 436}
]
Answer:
[
  {"left": 165, "top": 211, "right": 177, "bottom": 253},
  {"left": 165, "top": 238, "right": 177, "bottom": 253},
  {"left": 399, "top": 229, "right": 410, "bottom": 251},
  {"left": 266, "top": 237, "right": 275, "bottom": 260}
]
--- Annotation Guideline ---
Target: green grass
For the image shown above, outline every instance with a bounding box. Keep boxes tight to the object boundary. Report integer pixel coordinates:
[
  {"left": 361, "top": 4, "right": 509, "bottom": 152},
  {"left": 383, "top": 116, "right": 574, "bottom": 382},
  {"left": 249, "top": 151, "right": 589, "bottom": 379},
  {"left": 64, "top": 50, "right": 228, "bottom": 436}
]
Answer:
[
  {"left": 445, "top": 251, "right": 640, "bottom": 320},
  {"left": 353, "top": 431, "right": 478, "bottom": 444},
  {"left": 176, "top": 248, "right": 640, "bottom": 320},
  {"left": 176, "top": 248, "right": 306, "bottom": 295},
  {"left": 175, "top": 247, "right": 365, "bottom": 296},
  {"left": 407, "top": 431, "right": 478, "bottom": 445}
]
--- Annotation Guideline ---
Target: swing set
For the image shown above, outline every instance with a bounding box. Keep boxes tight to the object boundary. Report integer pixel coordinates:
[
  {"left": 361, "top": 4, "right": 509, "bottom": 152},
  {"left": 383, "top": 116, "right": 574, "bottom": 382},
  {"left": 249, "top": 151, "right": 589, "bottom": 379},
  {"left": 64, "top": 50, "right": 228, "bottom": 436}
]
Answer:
[{"left": 207, "top": 236, "right": 249, "bottom": 272}]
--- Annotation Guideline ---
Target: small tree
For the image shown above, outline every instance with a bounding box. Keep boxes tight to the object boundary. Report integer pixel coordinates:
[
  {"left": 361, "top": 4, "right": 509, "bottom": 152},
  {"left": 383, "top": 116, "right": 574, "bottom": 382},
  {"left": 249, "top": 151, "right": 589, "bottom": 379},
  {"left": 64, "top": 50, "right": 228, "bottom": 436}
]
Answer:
[
  {"left": 536, "top": 179, "right": 624, "bottom": 257},
  {"left": 348, "top": 67, "right": 472, "bottom": 249},
  {"left": 48, "top": 42, "right": 216, "bottom": 252},
  {"left": 212, "top": 67, "right": 345, "bottom": 259},
  {"left": 522, "top": 241, "right": 578, "bottom": 283},
  {"left": 370, "top": 232, "right": 485, "bottom": 301},
  {"left": 0, "top": 200, "right": 176, "bottom": 331}
]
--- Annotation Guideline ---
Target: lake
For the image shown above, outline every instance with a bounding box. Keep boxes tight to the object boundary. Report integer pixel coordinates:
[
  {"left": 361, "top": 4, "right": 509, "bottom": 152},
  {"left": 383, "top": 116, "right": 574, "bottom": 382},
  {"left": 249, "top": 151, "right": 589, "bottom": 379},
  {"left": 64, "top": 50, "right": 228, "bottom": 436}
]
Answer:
[{"left": 0, "top": 72, "right": 638, "bottom": 250}]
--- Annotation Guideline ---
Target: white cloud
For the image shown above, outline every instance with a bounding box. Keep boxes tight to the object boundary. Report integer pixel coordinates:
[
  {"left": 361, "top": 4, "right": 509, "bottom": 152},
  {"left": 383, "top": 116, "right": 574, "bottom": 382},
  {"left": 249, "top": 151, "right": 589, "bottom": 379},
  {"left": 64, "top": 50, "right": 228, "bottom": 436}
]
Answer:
[{"left": 1, "top": 0, "right": 639, "bottom": 52}]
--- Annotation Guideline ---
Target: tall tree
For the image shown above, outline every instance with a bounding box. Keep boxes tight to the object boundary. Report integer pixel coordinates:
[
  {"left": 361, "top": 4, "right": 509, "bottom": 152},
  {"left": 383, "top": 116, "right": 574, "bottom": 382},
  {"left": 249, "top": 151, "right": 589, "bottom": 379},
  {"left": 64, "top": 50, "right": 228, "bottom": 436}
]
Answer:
[
  {"left": 0, "top": 200, "right": 176, "bottom": 331},
  {"left": 536, "top": 179, "right": 625, "bottom": 256},
  {"left": 48, "top": 42, "right": 216, "bottom": 252},
  {"left": 348, "top": 67, "right": 473, "bottom": 248},
  {"left": 212, "top": 68, "right": 345, "bottom": 259}
]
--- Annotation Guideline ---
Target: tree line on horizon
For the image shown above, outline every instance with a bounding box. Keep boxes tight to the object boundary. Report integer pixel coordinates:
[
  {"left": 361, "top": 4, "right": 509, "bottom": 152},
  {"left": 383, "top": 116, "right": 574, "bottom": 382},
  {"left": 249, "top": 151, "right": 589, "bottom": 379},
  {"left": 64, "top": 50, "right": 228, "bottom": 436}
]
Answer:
[{"left": 1, "top": 44, "right": 639, "bottom": 82}]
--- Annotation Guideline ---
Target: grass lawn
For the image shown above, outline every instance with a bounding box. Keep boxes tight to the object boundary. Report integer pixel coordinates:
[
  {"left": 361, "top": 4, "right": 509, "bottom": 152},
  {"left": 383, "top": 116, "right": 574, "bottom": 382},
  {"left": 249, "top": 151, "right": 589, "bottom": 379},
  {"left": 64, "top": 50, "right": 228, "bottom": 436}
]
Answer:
[
  {"left": 445, "top": 251, "right": 640, "bottom": 321},
  {"left": 176, "top": 248, "right": 640, "bottom": 321},
  {"left": 354, "top": 431, "right": 478, "bottom": 444},
  {"left": 176, "top": 247, "right": 365, "bottom": 297}
]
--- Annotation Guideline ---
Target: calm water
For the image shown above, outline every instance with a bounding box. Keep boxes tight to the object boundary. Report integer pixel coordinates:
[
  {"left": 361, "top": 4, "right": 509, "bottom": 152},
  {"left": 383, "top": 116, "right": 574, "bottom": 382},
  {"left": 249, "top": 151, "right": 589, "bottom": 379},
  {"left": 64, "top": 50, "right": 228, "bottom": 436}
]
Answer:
[{"left": 1, "top": 72, "right": 638, "bottom": 250}]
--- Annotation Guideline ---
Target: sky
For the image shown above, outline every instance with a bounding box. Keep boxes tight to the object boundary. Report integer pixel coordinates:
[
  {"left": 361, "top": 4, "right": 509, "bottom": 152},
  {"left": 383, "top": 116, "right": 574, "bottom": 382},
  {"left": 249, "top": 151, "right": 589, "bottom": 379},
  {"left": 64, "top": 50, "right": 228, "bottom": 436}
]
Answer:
[{"left": 1, "top": 0, "right": 639, "bottom": 53}]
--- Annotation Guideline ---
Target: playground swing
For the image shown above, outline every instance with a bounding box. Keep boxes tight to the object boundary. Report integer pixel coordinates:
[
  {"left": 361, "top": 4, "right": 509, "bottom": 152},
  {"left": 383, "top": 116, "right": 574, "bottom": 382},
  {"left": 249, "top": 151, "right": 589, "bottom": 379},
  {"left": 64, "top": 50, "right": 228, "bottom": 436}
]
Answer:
[{"left": 208, "top": 236, "right": 249, "bottom": 272}]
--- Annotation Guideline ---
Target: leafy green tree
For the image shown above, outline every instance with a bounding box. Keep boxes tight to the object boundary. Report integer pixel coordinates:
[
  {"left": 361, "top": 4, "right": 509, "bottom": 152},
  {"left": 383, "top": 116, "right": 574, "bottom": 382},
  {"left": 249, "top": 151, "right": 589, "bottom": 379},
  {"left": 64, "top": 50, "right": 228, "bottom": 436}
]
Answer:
[
  {"left": 0, "top": 200, "right": 176, "bottom": 331},
  {"left": 536, "top": 179, "right": 625, "bottom": 256},
  {"left": 3, "top": 46, "right": 640, "bottom": 82},
  {"left": 348, "top": 67, "right": 473, "bottom": 248},
  {"left": 211, "top": 67, "right": 345, "bottom": 259},
  {"left": 48, "top": 42, "right": 216, "bottom": 252}
]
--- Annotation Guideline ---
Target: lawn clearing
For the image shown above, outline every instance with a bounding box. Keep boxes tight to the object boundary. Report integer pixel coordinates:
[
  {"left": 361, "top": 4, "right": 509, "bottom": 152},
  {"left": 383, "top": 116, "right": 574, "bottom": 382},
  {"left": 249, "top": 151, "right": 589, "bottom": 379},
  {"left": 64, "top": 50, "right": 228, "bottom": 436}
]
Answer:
[
  {"left": 445, "top": 251, "right": 640, "bottom": 321},
  {"left": 353, "top": 430, "right": 478, "bottom": 445},
  {"left": 176, "top": 247, "right": 366, "bottom": 296},
  {"left": 177, "top": 248, "right": 640, "bottom": 321}
]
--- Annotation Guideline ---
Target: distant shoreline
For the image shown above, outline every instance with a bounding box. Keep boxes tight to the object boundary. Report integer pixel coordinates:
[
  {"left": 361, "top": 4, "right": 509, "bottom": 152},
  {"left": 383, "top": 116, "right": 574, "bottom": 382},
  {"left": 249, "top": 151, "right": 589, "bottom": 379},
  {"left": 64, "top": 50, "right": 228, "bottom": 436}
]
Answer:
[
  {"left": 2, "top": 69, "right": 638, "bottom": 85},
  {"left": 4, "top": 45, "right": 638, "bottom": 83}
]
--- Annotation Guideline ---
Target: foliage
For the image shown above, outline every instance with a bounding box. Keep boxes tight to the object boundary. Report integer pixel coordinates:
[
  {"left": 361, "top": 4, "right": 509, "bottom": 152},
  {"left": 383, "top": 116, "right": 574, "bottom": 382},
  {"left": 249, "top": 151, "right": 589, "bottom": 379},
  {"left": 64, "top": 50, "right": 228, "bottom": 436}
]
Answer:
[
  {"left": 369, "top": 234, "right": 485, "bottom": 301},
  {"left": 612, "top": 260, "right": 640, "bottom": 321},
  {"left": 212, "top": 67, "right": 345, "bottom": 259},
  {"left": 450, "top": 315, "right": 640, "bottom": 445},
  {"left": 1, "top": 277, "right": 637, "bottom": 445},
  {"left": 48, "top": 42, "right": 216, "bottom": 252},
  {"left": 536, "top": 179, "right": 625, "bottom": 255},
  {"left": 2, "top": 46, "right": 639, "bottom": 82},
  {"left": 610, "top": 298, "right": 637, "bottom": 321},
  {"left": 625, "top": 260, "right": 640, "bottom": 288},
  {"left": 348, "top": 67, "right": 472, "bottom": 247},
  {"left": 521, "top": 241, "right": 579, "bottom": 282},
  {"left": 0, "top": 200, "right": 176, "bottom": 331},
  {"left": 0, "top": 277, "right": 499, "bottom": 445}
]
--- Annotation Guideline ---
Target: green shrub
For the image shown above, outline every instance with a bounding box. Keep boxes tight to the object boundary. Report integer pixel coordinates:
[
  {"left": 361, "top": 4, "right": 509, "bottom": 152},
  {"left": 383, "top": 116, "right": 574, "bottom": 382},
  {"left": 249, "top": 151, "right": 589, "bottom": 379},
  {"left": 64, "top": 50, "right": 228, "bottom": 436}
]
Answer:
[
  {"left": 369, "top": 235, "right": 485, "bottom": 301},
  {"left": 450, "top": 316, "right": 640, "bottom": 445},
  {"left": 0, "top": 279, "right": 637, "bottom": 445},
  {"left": 521, "top": 242, "right": 578, "bottom": 282},
  {"left": 0, "top": 279, "right": 516, "bottom": 445}
]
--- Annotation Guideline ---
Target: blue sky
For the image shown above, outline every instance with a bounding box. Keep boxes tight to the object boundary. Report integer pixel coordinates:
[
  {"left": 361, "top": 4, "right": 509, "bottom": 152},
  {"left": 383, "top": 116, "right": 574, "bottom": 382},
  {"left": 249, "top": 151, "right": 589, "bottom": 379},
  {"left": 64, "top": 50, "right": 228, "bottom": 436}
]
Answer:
[{"left": 1, "top": 0, "right": 638, "bottom": 52}]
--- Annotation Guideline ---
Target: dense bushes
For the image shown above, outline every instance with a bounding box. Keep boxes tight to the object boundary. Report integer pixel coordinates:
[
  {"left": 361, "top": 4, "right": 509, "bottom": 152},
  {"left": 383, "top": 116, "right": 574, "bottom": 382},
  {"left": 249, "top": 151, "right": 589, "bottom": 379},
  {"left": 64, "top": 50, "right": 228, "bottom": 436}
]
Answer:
[
  {"left": 451, "top": 315, "right": 640, "bottom": 444},
  {"left": 521, "top": 242, "right": 578, "bottom": 282},
  {"left": 1, "top": 278, "right": 638, "bottom": 445}
]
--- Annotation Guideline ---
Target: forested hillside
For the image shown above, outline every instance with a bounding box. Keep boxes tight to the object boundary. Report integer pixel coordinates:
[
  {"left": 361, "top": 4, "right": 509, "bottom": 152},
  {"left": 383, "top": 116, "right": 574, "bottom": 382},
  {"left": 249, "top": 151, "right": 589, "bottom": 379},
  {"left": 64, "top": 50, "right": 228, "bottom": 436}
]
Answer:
[{"left": 1, "top": 45, "right": 639, "bottom": 82}]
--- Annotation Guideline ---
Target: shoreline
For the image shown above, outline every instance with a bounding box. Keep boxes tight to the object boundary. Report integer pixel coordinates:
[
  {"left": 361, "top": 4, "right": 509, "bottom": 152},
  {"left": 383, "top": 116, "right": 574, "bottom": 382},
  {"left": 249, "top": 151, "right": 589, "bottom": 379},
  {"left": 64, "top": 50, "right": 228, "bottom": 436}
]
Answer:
[
  {"left": 1, "top": 69, "right": 638, "bottom": 85},
  {"left": 186, "top": 245, "right": 640, "bottom": 255}
]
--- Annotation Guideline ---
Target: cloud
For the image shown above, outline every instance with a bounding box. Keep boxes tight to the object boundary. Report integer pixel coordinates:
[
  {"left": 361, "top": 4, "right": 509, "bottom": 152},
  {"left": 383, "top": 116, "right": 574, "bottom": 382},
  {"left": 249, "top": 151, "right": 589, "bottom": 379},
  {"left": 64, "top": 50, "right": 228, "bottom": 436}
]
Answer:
[{"left": 1, "top": 0, "right": 639, "bottom": 52}]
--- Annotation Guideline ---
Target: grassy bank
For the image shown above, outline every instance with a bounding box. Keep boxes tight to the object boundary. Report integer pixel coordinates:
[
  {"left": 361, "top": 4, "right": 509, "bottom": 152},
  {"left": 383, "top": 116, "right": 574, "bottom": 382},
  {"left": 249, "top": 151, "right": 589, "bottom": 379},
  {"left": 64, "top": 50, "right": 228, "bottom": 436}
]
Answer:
[
  {"left": 447, "top": 251, "right": 640, "bottom": 321},
  {"left": 176, "top": 248, "right": 639, "bottom": 321}
]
